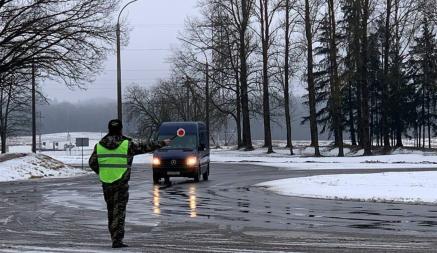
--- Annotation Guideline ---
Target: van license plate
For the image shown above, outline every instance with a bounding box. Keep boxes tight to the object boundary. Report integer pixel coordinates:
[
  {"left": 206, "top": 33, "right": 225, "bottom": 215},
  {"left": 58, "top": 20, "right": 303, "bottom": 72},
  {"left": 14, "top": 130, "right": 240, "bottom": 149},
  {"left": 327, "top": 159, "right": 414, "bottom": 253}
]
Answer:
[{"left": 167, "top": 171, "right": 180, "bottom": 176}]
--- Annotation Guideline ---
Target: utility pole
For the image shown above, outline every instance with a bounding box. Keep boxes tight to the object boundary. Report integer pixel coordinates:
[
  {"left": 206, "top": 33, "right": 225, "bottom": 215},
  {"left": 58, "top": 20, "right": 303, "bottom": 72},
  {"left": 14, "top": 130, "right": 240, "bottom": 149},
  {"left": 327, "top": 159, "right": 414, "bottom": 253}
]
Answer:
[
  {"left": 116, "top": 22, "right": 122, "bottom": 121},
  {"left": 32, "top": 63, "right": 36, "bottom": 153},
  {"left": 116, "top": 0, "right": 140, "bottom": 122}
]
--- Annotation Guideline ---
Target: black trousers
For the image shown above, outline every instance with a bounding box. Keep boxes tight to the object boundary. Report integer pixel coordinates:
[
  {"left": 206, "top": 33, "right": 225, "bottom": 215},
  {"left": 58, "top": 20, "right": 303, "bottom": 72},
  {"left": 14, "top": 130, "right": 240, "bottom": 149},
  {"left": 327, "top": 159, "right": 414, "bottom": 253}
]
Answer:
[{"left": 103, "top": 181, "right": 129, "bottom": 243}]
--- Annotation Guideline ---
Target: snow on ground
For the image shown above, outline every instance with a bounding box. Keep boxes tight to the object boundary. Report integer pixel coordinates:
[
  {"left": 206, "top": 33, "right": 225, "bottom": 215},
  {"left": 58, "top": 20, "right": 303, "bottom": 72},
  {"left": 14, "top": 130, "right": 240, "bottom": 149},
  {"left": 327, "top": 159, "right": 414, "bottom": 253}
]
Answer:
[
  {"left": 258, "top": 171, "right": 437, "bottom": 204},
  {"left": 210, "top": 147, "right": 437, "bottom": 170},
  {"left": 0, "top": 153, "right": 89, "bottom": 182}
]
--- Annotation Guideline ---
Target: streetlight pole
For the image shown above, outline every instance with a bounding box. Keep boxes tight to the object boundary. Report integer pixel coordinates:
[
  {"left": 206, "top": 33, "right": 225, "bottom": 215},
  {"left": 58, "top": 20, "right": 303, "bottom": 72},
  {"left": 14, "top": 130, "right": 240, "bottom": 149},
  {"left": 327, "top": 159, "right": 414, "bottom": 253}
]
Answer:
[{"left": 116, "top": 0, "right": 140, "bottom": 121}]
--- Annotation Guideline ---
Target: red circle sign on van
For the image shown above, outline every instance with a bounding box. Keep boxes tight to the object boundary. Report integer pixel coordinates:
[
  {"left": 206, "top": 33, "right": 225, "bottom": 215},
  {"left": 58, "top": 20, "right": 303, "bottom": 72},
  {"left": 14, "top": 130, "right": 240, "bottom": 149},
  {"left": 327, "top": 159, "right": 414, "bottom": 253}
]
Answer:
[{"left": 177, "top": 128, "right": 186, "bottom": 137}]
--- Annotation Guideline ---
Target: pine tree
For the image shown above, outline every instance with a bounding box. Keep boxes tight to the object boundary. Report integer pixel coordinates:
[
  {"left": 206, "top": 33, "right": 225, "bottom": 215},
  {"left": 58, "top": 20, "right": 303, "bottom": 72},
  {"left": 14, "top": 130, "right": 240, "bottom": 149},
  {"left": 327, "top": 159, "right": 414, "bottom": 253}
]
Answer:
[
  {"left": 367, "top": 32, "right": 383, "bottom": 147},
  {"left": 313, "top": 15, "right": 334, "bottom": 138},
  {"left": 340, "top": 0, "right": 363, "bottom": 147},
  {"left": 408, "top": 17, "right": 437, "bottom": 148}
]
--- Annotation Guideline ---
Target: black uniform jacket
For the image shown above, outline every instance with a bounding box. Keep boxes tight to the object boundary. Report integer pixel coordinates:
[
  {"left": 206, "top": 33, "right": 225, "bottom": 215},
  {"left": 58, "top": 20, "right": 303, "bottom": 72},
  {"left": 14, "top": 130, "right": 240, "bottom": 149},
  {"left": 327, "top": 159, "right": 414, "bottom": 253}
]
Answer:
[{"left": 89, "top": 134, "right": 164, "bottom": 184}]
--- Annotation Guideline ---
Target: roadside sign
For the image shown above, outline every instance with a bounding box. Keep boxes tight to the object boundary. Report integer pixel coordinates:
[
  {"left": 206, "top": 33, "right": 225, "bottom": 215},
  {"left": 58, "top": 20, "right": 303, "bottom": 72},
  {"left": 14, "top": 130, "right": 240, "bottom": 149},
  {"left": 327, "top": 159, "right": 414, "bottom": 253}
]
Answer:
[
  {"left": 76, "top": 138, "right": 89, "bottom": 170},
  {"left": 76, "top": 138, "right": 89, "bottom": 147}
]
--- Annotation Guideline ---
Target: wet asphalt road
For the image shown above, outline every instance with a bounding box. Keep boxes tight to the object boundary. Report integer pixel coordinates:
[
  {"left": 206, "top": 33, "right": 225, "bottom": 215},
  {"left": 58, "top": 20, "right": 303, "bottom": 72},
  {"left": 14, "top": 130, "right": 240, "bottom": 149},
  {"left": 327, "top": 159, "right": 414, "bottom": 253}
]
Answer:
[{"left": 1, "top": 163, "right": 437, "bottom": 252}]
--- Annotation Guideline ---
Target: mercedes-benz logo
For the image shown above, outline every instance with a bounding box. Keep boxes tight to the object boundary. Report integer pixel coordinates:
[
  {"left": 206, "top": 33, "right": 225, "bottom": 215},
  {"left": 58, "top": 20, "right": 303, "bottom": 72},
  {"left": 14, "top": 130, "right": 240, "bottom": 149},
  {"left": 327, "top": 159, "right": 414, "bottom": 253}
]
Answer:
[{"left": 171, "top": 160, "right": 177, "bottom": 166}]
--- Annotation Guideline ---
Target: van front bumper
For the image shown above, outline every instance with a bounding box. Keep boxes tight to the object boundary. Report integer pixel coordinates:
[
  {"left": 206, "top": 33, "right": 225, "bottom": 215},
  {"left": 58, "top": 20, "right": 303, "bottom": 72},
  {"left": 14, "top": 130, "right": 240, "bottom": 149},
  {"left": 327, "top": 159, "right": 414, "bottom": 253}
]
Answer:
[{"left": 153, "top": 166, "right": 198, "bottom": 178}]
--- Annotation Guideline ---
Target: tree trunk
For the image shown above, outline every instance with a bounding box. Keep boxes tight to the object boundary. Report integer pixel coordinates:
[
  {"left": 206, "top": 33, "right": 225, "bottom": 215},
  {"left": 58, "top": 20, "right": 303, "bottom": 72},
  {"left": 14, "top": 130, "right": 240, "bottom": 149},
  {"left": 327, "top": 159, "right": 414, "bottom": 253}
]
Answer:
[
  {"left": 3, "top": 83, "right": 13, "bottom": 155},
  {"left": 382, "top": 0, "right": 392, "bottom": 149},
  {"left": 393, "top": 0, "right": 403, "bottom": 148},
  {"left": 236, "top": 71, "right": 243, "bottom": 148},
  {"left": 348, "top": 82, "right": 357, "bottom": 146},
  {"left": 374, "top": 91, "right": 382, "bottom": 147},
  {"left": 359, "top": 0, "right": 372, "bottom": 155},
  {"left": 284, "top": 0, "right": 294, "bottom": 155},
  {"left": 351, "top": 0, "right": 362, "bottom": 147},
  {"left": 305, "top": 0, "right": 320, "bottom": 156},
  {"left": 370, "top": 90, "right": 374, "bottom": 147},
  {"left": 240, "top": 0, "right": 253, "bottom": 151},
  {"left": 328, "top": 0, "right": 344, "bottom": 157},
  {"left": 427, "top": 89, "right": 431, "bottom": 149},
  {"left": 260, "top": 0, "right": 273, "bottom": 153},
  {"left": 1, "top": 131, "right": 6, "bottom": 154},
  {"left": 0, "top": 82, "right": 4, "bottom": 154},
  {"left": 205, "top": 62, "right": 210, "bottom": 137},
  {"left": 32, "top": 64, "right": 37, "bottom": 153}
]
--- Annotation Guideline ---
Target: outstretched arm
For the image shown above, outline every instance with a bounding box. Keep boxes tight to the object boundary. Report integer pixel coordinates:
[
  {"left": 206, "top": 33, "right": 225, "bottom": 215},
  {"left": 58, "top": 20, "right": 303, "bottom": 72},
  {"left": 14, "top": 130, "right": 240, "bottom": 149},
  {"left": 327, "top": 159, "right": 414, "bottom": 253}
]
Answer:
[{"left": 129, "top": 139, "right": 170, "bottom": 156}]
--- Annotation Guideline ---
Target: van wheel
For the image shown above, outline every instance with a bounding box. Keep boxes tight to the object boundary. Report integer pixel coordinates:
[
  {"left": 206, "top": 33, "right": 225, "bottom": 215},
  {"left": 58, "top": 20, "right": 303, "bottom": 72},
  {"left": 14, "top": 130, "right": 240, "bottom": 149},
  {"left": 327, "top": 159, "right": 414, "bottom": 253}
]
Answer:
[
  {"left": 153, "top": 173, "right": 160, "bottom": 185},
  {"left": 202, "top": 165, "right": 209, "bottom": 181},
  {"left": 194, "top": 167, "right": 201, "bottom": 182}
]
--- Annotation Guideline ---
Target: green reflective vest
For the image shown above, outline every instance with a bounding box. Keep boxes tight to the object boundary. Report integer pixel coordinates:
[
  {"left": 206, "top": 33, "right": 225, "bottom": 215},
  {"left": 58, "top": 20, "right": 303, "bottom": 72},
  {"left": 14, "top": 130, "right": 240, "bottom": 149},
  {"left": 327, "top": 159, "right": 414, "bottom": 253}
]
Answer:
[{"left": 96, "top": 140, "right": 130, "bottom": 184}]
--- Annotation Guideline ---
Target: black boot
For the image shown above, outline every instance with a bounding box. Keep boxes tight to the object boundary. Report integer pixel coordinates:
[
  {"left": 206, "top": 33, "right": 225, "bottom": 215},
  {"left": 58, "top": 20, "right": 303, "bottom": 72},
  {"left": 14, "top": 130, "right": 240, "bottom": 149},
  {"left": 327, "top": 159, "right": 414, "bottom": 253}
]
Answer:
[{"left": 112, "top": 242, "right": 129, "bottom": 248}]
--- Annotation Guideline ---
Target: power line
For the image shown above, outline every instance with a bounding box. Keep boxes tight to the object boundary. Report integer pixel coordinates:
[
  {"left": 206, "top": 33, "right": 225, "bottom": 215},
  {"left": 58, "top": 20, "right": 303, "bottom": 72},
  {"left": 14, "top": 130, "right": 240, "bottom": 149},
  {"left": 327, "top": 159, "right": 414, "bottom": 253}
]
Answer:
[
  {"left": 97, "top": 78, "right": 162, "bottom": 82},
  {"left": 131, "top": 23, "right": 184, "bottom": 27},
  {"left": 103, "top": 69, "right": 170, "bottom": 72},
  {"left": 122, "top": 48, "right": 173, "bottom": 51}
]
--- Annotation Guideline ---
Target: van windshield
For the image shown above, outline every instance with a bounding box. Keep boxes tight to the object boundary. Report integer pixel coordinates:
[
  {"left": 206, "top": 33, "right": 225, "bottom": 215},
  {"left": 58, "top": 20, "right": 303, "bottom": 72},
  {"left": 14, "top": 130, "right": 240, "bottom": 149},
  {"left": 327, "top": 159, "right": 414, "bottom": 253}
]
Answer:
[{"left": 159, "top": 134, "right": 198, "bottom": 150}]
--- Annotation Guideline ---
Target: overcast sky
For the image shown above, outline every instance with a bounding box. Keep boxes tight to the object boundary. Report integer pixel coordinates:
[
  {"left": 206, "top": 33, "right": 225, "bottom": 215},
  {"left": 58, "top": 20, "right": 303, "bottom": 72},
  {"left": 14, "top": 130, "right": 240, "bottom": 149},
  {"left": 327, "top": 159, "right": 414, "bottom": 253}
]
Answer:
[{"left": 44, "top": 0, "right": 199, "bottom": 103}]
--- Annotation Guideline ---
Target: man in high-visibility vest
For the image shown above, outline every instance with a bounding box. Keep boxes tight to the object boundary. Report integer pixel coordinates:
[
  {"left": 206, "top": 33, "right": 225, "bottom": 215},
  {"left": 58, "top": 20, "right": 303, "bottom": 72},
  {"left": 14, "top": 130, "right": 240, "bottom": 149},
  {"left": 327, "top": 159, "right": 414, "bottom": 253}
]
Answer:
[{"left": 89, "top": 119, "right": 170, "bottom": 248}]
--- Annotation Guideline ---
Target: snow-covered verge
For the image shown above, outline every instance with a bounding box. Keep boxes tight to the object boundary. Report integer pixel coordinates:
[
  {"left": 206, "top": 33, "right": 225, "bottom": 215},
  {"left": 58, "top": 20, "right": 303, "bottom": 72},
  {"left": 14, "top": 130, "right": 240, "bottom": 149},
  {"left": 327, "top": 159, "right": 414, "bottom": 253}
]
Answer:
[
  {"left": 258, "top": 171, "right": 437, "bottom": 204},
  {"left": 0, "top": 153, "right": 89, "bottom": 182},
  {"left": 210, "top": 147, "right": 437, "bottom": 170}
]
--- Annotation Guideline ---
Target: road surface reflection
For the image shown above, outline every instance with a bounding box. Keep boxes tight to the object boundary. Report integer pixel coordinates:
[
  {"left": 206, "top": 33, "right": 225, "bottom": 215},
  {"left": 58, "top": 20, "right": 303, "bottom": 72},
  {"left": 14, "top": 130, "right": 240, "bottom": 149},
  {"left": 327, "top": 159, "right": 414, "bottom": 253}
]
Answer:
[
  {"left": 153, "top": 186, "right": 160, "bottom": 215},
  {"left": 152, "top": 184, "right": 198, "bottom": 218},
  {"left": 189, "top": 186, "right": 197, "bottom": 217}
]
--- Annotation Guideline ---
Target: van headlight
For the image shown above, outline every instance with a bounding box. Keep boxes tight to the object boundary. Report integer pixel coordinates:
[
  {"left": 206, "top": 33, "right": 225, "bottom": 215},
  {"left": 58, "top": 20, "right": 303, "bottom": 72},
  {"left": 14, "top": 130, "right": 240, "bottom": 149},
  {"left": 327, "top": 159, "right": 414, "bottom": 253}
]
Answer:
[
  {"left": 186, "top": 156, "right": 198, "bottom": 167},
  {"left": 153, "top": 157, "right": 161, "bottom": 166}
]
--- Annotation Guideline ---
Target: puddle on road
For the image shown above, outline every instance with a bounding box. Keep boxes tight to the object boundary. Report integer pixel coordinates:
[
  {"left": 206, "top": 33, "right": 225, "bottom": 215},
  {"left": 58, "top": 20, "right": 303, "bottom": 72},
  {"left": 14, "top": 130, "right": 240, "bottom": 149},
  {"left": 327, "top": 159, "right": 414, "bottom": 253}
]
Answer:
[
  {"left": 418, "top": 221, "right": 437, "bottom": 227},
  {"left": 349, "top": 211, "right": 382, "bottom": 216},
  {"left": 349, "top": 223, "right": 399, "bottom": 231}
]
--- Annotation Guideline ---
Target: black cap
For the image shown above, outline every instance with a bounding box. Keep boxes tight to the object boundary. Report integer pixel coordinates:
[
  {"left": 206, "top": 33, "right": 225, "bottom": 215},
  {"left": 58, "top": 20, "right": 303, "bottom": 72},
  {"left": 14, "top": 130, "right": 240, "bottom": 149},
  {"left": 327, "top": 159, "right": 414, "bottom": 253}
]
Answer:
[{"left": 108, "top": 119, "right": 123, "bottom": 135}]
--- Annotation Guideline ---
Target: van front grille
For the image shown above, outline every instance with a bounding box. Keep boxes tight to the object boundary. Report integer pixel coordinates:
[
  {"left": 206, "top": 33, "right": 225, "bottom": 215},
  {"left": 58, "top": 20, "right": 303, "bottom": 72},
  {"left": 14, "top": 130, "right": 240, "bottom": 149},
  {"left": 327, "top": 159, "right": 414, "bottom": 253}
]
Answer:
[{"left": 161, "top": 159, "right": 185, "bottom": 170}]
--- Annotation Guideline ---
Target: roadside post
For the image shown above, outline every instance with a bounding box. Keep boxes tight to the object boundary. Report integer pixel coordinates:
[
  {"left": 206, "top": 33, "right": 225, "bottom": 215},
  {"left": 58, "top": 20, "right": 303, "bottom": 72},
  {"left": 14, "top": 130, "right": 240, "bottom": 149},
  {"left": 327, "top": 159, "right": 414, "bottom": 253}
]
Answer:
[{"left": 76, "top": 138, "right": 89, "bottom": 170}]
